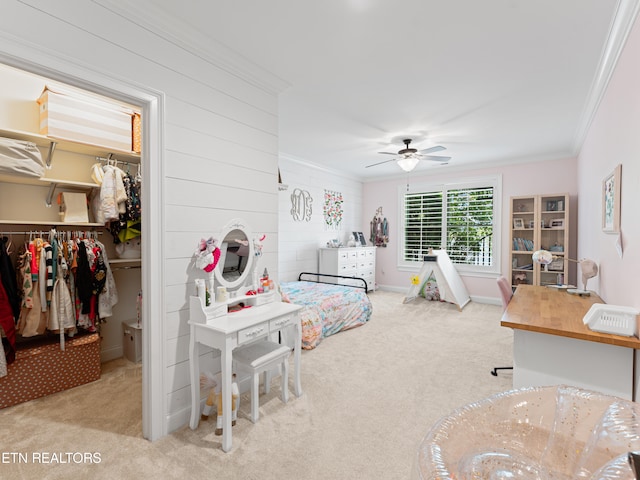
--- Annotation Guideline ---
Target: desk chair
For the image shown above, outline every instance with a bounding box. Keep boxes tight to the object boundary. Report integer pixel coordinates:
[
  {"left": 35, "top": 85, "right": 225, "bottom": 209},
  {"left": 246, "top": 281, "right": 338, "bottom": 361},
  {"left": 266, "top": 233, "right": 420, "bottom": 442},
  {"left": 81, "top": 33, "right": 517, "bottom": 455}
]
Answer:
[
  {"left": 491, "top": 276, "right": 513, "bottom": 377},
  {"left": 234, "top": 340, "right": 291, "bottom": 423}
]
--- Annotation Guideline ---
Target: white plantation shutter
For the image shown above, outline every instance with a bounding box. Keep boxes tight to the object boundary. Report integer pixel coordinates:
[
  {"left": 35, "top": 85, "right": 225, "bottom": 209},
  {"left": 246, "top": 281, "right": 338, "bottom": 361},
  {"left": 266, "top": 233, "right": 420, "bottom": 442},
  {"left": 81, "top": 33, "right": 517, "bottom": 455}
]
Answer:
[
  {"left": 446, "top": 186, "right": 494, "bottom": 266},
  {"left": 400, "top": 177, "right": 499, "bottom": 273},
  {"left": 403, "top": 191, "right": 443, "bottom": 262}
]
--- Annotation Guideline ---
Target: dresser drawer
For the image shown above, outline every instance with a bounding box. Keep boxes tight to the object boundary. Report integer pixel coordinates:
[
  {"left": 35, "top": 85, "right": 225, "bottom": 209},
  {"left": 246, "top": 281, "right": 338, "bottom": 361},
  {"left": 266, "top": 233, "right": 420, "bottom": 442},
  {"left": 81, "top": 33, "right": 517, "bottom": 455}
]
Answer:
[
  {"left": 358, "top": 260, "right": 375, "bottom": 270},
  {"left": 269, "top": 313, "right": 297, "bottom": 331},
  {"left": 338, "top": 263, "right": 357, "bottom": 274},
  {"left": 237, "top": 322, "right": 268, "bottom": 344}
]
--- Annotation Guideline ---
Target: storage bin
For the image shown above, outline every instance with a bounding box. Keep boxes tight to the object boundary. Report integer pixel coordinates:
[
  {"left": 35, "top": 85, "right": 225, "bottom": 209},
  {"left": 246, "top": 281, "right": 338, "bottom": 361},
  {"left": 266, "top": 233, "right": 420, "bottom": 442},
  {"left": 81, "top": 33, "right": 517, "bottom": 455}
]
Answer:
[
  {"left": 37, "top": 86, "right": 133, "bottom": 152},
  {"left": 0, "top": 333, "right": 101, "bottom": 409},
  {"left": 122, "top": 321, "right": 142, "bottom": 363}
]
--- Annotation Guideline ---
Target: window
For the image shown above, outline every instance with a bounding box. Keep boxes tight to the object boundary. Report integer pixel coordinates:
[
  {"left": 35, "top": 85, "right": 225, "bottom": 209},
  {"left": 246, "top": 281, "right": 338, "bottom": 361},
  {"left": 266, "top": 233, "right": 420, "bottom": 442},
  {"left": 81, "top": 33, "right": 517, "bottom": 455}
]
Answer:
[{"left": 399, "top": 176, "right": 501, "bottom": 274}]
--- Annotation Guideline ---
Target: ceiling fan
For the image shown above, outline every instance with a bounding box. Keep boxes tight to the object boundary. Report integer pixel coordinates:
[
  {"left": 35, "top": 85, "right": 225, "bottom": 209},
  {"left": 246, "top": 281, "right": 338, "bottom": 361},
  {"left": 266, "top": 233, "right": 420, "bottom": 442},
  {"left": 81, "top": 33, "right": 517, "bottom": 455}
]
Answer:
[{"left": 366, "top": 138, "right": 451, "bottom": 172}]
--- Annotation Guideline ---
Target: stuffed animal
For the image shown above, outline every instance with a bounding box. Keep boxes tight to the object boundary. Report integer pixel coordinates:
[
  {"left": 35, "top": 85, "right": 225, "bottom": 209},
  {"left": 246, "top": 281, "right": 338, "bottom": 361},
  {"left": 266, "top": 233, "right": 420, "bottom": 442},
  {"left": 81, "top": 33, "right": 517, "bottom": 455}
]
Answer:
[
  {"left": 200, "top": 371, "right": 239, "bottom": 436},
  {"left": 194, "top": 237, "right": 220, "bottom": 272}
]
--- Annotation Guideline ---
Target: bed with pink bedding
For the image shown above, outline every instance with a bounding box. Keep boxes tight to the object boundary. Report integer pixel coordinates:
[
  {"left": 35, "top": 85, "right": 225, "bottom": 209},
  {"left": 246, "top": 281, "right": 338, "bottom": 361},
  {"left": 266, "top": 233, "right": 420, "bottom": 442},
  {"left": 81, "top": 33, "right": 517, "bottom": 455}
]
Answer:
[{"left": 280, "top": 276, "right": 372, "bottom": 350}]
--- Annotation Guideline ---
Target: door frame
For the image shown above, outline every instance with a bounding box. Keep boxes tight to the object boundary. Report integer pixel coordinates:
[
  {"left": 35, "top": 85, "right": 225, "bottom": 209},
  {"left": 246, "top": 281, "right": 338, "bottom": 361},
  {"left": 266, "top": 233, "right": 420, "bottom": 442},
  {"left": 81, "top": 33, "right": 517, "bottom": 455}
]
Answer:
[{"left": 0, "top": 34, "right": 166, "bottom": 440}]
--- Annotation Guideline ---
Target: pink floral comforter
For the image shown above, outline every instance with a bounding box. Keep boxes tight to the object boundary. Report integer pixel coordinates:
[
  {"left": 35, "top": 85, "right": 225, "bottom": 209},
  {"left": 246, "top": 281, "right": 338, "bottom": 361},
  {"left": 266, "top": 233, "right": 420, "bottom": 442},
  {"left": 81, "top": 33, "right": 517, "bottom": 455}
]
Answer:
[{"left": 280, "top": 281, "right": 372, "bottom": 349}]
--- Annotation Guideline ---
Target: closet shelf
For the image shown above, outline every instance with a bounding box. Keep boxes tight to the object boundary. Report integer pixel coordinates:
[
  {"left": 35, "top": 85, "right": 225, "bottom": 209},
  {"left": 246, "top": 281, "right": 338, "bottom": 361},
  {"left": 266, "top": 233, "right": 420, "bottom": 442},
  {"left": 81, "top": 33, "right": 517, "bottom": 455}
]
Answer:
[
  {"left": 0, "top": 175, "right": 100, "bottom": 208},
  {"left": 0, "top": 127, "right": 140, "bottom": 166},
  {"left": 110, "top": 258, "right": 141, "bottom": 264},
  {"left": 41, "top": 178, "right": 100, "bottom": 207},
  {"left": 0, "top": 219, "right": 104, "bottom": 227}
]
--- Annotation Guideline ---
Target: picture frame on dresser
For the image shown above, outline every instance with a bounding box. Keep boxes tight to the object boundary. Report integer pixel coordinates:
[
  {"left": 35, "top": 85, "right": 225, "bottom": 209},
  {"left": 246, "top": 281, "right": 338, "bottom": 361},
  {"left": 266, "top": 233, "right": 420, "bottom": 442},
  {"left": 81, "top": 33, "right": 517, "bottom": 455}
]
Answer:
[
  {"left": 602, "top": 164, "right": 621, "bottom": 233},
  {"left": 353, "top": 231, "right": 366, "bottom": 246}
]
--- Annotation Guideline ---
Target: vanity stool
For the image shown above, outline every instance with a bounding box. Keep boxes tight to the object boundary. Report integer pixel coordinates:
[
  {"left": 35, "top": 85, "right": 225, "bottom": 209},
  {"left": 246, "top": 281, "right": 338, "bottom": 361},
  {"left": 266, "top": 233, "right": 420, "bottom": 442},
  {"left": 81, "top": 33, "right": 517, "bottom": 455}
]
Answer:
[{"left": 234, "top": 340, "right": 291, "bottom": 423}]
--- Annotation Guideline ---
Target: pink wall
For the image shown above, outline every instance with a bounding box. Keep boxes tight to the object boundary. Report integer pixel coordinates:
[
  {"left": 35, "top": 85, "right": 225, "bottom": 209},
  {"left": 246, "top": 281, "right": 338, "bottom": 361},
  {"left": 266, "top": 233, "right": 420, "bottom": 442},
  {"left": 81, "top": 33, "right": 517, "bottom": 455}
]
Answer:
[
  {"left": 363, "top": 157, "right": 577, "bottom": 300},
  {"left": 577, "top": 14, "right": 640, "bottom": 307}
]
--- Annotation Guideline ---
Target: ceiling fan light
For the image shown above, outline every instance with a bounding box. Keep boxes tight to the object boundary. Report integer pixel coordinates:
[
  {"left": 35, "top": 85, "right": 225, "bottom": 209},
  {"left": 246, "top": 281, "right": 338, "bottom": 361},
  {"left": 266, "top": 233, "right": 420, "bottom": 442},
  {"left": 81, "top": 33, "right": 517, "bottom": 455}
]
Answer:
[{"left": 397, "top": 156, "right": 419, "bottom": 172}]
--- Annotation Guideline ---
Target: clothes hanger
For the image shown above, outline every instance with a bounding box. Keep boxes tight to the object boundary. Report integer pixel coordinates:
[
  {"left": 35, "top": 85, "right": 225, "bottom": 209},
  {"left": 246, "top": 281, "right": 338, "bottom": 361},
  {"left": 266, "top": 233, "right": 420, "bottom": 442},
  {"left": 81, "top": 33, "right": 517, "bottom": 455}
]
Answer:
[{"left": 4, "top": 234, "right": 13, "bottom": 255}]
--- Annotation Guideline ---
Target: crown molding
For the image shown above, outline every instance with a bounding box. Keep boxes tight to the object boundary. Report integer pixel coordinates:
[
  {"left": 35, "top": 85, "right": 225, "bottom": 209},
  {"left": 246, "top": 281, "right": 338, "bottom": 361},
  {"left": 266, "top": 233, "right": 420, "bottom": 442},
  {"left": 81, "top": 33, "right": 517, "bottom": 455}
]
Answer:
[
  {"left": 95, "top": 0, "right": 291, "bottom": 96},
  {"left": 572, "top": 0, "right": 640, "bottom": 153},
  {"left": 279, "top": 153, "right": 363, "bottom": 183}
]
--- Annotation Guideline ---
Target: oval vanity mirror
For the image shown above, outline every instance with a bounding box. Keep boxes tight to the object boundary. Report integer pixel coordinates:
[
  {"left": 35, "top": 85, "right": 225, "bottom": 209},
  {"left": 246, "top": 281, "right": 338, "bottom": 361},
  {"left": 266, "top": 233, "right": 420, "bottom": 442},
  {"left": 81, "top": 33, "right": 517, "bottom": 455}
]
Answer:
[{"left": 214, "top": 219, "right": 254, "bottom": 293}]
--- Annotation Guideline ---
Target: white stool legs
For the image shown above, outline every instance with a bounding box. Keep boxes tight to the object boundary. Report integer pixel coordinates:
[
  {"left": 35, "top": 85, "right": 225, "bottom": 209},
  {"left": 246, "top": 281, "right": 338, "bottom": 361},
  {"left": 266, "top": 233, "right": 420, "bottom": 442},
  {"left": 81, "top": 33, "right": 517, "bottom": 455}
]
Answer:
[{"left": 234, "top": 340, "right": 291, "bottom": 424}]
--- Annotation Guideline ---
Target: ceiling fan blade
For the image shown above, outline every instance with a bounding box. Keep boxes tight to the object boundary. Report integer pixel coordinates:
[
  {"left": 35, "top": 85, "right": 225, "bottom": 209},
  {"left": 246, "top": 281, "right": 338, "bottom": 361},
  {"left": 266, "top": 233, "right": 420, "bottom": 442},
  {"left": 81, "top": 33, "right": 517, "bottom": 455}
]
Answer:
[
  {"left": 420, "top": 155, "right": 451, "bottom": 162},
  {"left": 378, "top": 151, "right": 398, "bottom": 156},
  {"left": 366, "top": 158, "right": 397, "bottom": 168},
  {"left": 418, "top": 145, "right": 446, "bottom": 154}
]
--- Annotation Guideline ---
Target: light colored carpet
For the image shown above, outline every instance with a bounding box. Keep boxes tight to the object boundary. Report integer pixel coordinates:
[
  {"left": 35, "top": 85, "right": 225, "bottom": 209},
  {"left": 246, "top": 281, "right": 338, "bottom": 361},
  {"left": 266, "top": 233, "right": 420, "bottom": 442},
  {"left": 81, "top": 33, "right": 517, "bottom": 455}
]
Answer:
[{"left": 0, "top": 290, "right": 513, "bottom": 479}]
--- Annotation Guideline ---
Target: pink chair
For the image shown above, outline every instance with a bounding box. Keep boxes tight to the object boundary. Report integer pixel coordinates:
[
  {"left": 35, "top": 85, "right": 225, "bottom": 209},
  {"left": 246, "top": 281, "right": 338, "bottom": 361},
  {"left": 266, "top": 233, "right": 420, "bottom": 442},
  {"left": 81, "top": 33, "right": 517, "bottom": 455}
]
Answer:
[
  {"left": 497, "top": 276, "right": 513, "bottom": 310},
  {"left": 491, "top": 276, "right": 513, "bottom": 376}
]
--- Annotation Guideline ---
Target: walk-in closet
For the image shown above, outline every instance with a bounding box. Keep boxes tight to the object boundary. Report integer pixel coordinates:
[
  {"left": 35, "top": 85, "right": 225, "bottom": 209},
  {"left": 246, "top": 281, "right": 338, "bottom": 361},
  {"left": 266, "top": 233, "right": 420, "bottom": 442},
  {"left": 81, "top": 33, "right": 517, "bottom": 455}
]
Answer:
[{"left": 0, "top": 62, "right": 144, "bottom": 427}]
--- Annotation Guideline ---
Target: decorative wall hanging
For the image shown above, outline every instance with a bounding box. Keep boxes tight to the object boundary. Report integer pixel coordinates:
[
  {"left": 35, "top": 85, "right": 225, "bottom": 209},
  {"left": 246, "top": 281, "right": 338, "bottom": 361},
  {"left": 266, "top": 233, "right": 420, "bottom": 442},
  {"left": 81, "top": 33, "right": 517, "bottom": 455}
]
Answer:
[
  {"left": 370, "top": 206, "right": 389, "bottom": 247},
  {"left": 290, "top": 188, "right": 312, "bottom": 222},
  {"left": 602, "top": 164, "right": 621, "bottom": 233},
  {"left": 323, "top": 189, "right": 343, "bottom": 230}
]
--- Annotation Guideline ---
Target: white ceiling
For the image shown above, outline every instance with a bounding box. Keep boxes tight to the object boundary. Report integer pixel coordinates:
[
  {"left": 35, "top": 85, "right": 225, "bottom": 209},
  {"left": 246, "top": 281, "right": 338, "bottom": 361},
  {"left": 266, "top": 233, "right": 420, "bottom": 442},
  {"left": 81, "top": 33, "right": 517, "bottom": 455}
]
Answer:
[{"left": 120, "top": 0, "right": 633, "bottom": 180}]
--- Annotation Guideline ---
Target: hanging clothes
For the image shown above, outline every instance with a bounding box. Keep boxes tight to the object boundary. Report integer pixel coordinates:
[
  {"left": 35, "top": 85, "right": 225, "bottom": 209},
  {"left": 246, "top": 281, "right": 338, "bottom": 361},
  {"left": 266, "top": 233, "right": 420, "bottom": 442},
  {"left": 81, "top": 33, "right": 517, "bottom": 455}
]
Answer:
[
  {"left": 0, "top": 336, "right": 6, "bottom": 377},
  {"left": 99, "top": 164, "right": 127, "bottom": 223},
  {"left": 370, "top": 212, "right": 389, "bottom": 247},
  {"left": 17, "top": 250, "right": 34, "bottom": 310},
  {"left": 75, "top": 239, "right": 94, "bottom": 317},
  {"left": 109, "top": 170, "right": 141, "bottom": 243},
  {"left": 0, "top": 279, "right": 16, "bottom": 364},
  {"left": 49, "top": 248, "right": 76, "bottom": 338},
  {"left": 73, "top": 237, "right": 115, "bottom": 331},
  {"left": 17, "top": 238, "right": 48, "bottom": 337},
  {"left": 0, "top": 237, "right": 19, "bottom": 321},
  {"left": 95, "top": 240, "right": 118, "bottom": 319},
  {"left": 38, "top": 242, "right": 53, "bottom": 312}
]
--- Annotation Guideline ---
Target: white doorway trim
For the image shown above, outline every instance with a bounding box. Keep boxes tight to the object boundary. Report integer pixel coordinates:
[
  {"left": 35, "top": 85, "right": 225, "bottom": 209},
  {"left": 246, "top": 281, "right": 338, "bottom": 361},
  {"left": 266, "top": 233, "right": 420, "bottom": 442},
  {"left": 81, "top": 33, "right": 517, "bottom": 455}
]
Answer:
[{"left": 0, "top": 33, "right": 166, "bottom": 440}]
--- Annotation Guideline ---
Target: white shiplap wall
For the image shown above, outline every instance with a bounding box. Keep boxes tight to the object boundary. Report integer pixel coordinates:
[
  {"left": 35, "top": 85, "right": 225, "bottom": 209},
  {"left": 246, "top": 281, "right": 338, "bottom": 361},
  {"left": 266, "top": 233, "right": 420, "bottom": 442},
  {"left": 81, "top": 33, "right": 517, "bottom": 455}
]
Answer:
[
  {"left": 0, "top": 0, "right": 286, "bottom": 439},
  {"left": 278, "top": 156, "right": 364, "bottom": 281}
]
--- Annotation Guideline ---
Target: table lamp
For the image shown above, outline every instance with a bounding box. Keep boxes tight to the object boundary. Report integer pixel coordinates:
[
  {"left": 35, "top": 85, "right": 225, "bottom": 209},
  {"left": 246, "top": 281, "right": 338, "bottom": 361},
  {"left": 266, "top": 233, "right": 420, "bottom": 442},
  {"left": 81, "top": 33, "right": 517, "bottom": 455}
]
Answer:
[{"left": 532, "top": 249, "right": 598, "bottom": 296}]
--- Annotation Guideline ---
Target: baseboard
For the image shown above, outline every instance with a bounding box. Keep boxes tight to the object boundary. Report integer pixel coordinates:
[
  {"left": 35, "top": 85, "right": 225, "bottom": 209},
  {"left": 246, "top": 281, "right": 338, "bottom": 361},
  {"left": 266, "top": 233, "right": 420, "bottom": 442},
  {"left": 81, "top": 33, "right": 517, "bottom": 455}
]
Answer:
[
  {"left": 100, "top": 345, "right": 123, "bottom": 363},
  {"left": 377, "top": 285, "right": 501, "bottom": 306},
  {"left": 167, "top": 405, "right": 194, "bottom": 434},
  {"left": 375, "top": 284, "right": 405, "bottom": 293},
  {"left": 470, "top": 295, "right": 501, "bottom": 306}
]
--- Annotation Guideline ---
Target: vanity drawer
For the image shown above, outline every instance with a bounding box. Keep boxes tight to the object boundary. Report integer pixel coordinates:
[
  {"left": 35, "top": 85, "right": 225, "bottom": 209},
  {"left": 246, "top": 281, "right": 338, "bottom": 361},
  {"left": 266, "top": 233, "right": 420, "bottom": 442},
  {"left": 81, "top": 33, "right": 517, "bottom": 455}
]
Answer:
[
  {"left": 270, "top": 313, "right": 297, "bottom": 331},
  {"left": 237, "top": 322, "right": 268, "bottom": 344}
]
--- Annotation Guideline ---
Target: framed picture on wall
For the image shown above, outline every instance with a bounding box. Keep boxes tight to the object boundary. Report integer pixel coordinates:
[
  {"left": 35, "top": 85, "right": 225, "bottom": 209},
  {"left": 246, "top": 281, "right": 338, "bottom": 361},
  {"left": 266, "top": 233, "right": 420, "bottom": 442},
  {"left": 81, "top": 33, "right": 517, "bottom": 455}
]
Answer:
[{"left": 602, "top": 164, "right": 622, "bottom": 233}]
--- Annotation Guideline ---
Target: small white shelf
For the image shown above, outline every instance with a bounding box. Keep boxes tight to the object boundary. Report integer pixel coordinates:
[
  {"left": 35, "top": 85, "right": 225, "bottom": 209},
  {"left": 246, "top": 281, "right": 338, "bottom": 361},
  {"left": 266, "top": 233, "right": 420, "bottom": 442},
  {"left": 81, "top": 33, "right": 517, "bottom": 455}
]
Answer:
[{"left": 0, "top": 127, "right": 140, "bottom": 164}]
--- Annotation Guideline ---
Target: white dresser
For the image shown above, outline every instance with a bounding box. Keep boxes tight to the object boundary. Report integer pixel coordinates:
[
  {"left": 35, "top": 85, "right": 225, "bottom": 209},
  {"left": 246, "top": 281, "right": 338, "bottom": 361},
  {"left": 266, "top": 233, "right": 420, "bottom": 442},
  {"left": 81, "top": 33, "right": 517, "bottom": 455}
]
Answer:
[{"left": 318, "top": 246, "right": 376, "bottom": 291}]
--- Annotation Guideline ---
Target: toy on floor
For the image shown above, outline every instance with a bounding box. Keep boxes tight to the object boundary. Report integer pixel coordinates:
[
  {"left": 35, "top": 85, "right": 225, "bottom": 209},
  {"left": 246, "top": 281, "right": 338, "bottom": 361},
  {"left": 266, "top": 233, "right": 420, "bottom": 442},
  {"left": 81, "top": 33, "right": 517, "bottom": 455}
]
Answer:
[{"left": 200, "top": 371, "right": 239, "bottom": 436}]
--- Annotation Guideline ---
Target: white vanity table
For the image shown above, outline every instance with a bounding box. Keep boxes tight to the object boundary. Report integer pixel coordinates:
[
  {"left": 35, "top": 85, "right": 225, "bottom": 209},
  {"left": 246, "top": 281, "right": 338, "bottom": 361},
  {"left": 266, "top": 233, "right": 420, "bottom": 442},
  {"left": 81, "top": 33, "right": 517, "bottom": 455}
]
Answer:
[
  {"left": 188, "top": 297, "right": 302, "bottom": 452},
  {"left": 188, "top": 219, "right": 303, "bottom": 452}
]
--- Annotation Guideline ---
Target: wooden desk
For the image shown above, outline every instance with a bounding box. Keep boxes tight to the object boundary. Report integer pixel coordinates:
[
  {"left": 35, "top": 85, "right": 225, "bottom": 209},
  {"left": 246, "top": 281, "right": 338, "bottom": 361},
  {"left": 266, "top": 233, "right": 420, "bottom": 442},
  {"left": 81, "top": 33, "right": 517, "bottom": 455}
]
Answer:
[
  {"left": 188, "top": 297, "right": 303, "bottom": 452},
  {"left": 501, "top": 285, "right": 640, "bottom": 400}
]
